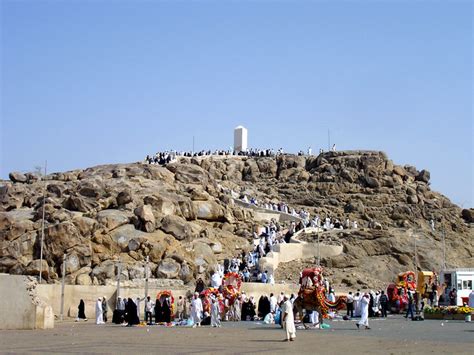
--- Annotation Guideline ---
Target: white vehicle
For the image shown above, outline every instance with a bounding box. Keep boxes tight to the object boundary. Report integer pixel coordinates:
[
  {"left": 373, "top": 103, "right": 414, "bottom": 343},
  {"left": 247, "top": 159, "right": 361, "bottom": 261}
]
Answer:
[{"left": 440, "top": 268, "right": 474, "bottom": 306}]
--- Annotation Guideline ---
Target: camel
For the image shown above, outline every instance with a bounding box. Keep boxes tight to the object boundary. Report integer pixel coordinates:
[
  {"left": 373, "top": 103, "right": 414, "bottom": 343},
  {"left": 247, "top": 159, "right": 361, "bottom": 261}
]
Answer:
[{"left": 293, "top": 290, "right": 346, "bottom": 329}]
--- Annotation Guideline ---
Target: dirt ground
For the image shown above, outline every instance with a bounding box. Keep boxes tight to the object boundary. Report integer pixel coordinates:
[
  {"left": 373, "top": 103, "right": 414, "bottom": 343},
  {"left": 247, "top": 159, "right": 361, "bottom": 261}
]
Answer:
[{"left": 1, "top": 315, "right": 473, "bottom": 354}]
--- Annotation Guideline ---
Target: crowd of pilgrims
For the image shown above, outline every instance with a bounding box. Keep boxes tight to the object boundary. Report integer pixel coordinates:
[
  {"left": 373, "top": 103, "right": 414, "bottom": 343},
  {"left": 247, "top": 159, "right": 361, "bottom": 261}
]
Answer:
[
  {"left": 240, "top": 193, "right": 359, "bottom": 231},
  {"left": 145, "top": 147, "right": 318, "bottom": 166},
  {"left": 76, "top": 291, "right": 298, "bottom": 327},
  {"left": 145, "top": 144, "right": 341, "bottom": 166}
]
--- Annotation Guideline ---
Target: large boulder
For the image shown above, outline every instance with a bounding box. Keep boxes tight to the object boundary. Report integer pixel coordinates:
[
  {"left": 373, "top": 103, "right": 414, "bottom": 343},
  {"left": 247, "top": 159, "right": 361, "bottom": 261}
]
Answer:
[
  {"left": 64, "top": 253, "right": 81, "bottom": 274},
  {"left": 461, "top": 209, "right": 474, "bottom": 223},
  {"left": 92, "top": 260, "right": 116, "bottom": 283},
  {"left": 117, "top": 190, "right": 133, "bottom": 206},
  {"left": 97, "top": 210, "right": 130, "bottom": 231},
  {"left": 192, "top": 241, "right": 216, "bottom": 265},
  {"left": 166, "top": 163, "right": 211, "bottom": 185},
  {"left": 416, "top": 169, "right": 430, "bottom": 183},
  {"left": 160, "top": 215, "right": 193, "bottom": 240},
  {"left": 110, "top": 224, "right": 146, "bottom": 251},
  {"left": 393, "top": 166, "right": 406, "bottom": 177},
  {"left": 25, "top": 259, "right": 49, "bottom": 279},
  {"left": 72, "top": 216, "right": 97, "bottom": 237},
  {"left": 63, "top": 195, "right": 97, "bottom": 213},
  {"left": 44, "top": 221, "right": 86, "bottom": 260},
  {"left": 363, "top": 175, "right": 380, "bottom": 189},
  {"left": 76, "top": 273, "right": 92, "bottom": 285},
  {"left": 128, "top": 264, "right": 145, "bottom": 280},
  {"left": 193, "top": 201, "right": 225, "bottom": 221},
  {"left": 144, "top": 195, "right": 177, "bottom": 216},
  {"left": 157, "top": 258, "right": 180, "bottom": 279},
  {"left": 134, "top": 205, "right": 155, "bottom": 232},
  {"left": 78, "top": 180, "right": 105, "bottom": 198},
  {"left": 0, "top": 210, "right": 35, "bottom": 241},
  {"left": 9, "top": 172, "right": 27, "bottom": 183},
  {"left": 178, "top": 262, "right": 194, "bottom": 283}
]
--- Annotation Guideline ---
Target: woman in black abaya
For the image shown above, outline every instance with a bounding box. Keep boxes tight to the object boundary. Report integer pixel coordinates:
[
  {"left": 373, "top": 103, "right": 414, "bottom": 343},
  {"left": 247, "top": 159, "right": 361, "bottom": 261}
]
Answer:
[
  {"left": 125, "top": 298, "right": 140, "bottom": 326},
  {"left": 77, "top": 299, "right": 87, "bottom": 321}
]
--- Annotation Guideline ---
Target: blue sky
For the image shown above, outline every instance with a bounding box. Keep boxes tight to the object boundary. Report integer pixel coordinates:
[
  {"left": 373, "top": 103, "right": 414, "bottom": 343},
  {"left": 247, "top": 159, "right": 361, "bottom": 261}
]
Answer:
[{"left": 1, "top": 0, "right": 472, "bottom": 207}]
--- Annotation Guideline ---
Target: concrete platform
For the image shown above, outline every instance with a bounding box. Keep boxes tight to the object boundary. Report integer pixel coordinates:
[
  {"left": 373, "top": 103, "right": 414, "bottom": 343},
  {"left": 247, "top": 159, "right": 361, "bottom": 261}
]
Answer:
[{"left": 1, "top": 315, "right": 472, "bottom": 354}]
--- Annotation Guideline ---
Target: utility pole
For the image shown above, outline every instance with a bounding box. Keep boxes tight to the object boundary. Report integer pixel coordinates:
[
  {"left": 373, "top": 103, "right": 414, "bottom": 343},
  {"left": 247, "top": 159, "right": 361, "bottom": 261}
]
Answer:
[
  {"left": 317, "top": 231, "right": 321, "bottom": 266},
  {"left": 116, "top": 258, "right": 122, "bottom": 303},
  {"left": 60, "top": 253, "right": 66, "bottom": 321},
  {"left": 144, "top": 255, "right": 149, "bottom": 299},
  {"left": 39, "top": 160, "right": 47, "bottom": 284},
  {"left": 413, "top": 231, "right": 418, "bottom": 272},
  {"left": 442, "top": 227, "right": 446, "bottom": 271}
]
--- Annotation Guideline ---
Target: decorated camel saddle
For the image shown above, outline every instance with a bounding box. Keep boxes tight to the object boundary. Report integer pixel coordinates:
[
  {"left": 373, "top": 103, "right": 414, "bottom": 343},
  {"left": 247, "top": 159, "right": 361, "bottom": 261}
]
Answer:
[{"left": 294, "top": 267, "right": 346, "bottom": 324}]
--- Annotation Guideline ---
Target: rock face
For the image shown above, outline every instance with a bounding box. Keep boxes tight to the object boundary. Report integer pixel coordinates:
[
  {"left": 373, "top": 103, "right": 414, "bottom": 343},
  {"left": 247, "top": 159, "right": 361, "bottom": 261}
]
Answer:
[{"left": 0, "top": 151, "right": 472, "bottom": 288}]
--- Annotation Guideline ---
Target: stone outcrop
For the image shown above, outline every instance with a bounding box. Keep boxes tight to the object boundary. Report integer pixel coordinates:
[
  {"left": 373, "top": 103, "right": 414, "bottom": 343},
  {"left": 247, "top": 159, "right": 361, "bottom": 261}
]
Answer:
[{"left": 1, "top": 151, "right": 472, "bottom": 288}]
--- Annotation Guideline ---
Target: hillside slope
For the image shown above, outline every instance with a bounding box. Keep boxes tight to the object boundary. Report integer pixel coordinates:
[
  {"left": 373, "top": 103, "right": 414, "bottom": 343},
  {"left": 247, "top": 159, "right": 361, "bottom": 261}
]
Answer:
[{"left": 1, "top": 151, "right": 472, "bottom": 288}]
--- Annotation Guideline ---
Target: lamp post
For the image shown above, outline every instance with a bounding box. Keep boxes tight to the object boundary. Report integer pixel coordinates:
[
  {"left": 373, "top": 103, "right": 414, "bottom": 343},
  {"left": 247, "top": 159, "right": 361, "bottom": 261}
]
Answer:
[
  {"left": 413, "top": 229, "right": 418, "bottom": 272},
  {"left": 317, "top": 230, "right": 321, "bottom": 266},
  {"left": 116, "top": 258, "right": 122, "bottom": 304},
  {"left": 39, "top": 160, "right": 47, "bottom": 284},
  {"left": 60, "top": 253, "right": 66, "bottom": 321},
  {"left": 144, "top": 256, "right": 149, "bottom": 299},
  {"left": 442, "top": 227, "right": 446, "bottom": 271}
]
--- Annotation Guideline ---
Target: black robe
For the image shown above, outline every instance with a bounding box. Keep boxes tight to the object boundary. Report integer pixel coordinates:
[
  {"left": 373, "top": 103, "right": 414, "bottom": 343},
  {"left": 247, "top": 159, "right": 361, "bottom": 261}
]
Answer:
[
  {"left": 125, "top": 298, "right": 140, "bottom": 326},
  {"left": 195, "top": 279, "right": 205, "bottom": 294},
  {"left": 241, "top": 301, "right": 256, "bottom": 321},
  {"left": 258, "top": 296, "right": 271, "bottom": 318},
  {"left": 77, "top": 300, "right": 86, "bottom": 319},
  {"left": 162, "top": 299, "right": 171, "bottom": 323},
  {"left": 154, "top": 299, "right": 163, "bottom": 323}
]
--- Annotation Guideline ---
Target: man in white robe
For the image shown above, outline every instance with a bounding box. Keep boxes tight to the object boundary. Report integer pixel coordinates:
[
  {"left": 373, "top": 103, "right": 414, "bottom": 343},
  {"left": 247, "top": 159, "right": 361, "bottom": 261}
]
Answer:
[
  {"left": 211, "top": 272, "right": 222, "bottom": 289},
  {"left": 191, "top": 292, "right": 203, "bottom": 327},
  {"left": 309, "top": 310, "right": 319, "bottom": 327},
  {"left": 270, "top": 293, "right": 278, "bottom": 313},
  {"left": 281, "top": 295, "right": 296, "bottom": 341},
  {"left": 357, "top": 294, "right": 370, "bottom": 329},
  {"left": 96, "top": 298, "right": 104, "bottom": 325},
  {"left": 136, "top": 297, "right": 145, "bottom": 320},
  {"left": 353, "top": 292, "right": 361, "bottom": 317},
  {"left": 210, "top": 297, "right": 221, "bottom": 327}
]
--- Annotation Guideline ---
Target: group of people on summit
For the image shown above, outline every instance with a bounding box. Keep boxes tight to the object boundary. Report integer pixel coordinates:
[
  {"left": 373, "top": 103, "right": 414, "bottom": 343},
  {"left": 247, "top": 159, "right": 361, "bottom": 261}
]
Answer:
[{"left": 144, "top": 144, "right": 338, "bottom": 166}]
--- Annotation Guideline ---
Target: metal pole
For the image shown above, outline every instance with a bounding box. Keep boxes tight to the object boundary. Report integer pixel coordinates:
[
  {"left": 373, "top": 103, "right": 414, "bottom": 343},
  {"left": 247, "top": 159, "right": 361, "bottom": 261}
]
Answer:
[
  {"left": 116, "top": 259, "right": 122, "bottom": 304},
  {"left": 39, "top": 160, "right": 47, "bottom": 283},
  {"left": 60, "top": 253, "right": 66, "bottom": 321},
  {"left": 414, "top": 232, "right": 418, "bottom": 271},
  {"left": 317, "top": 231, "right": 321, "bottom": 266},
  {"left": 442, "top": 228, "right": 446, "bottom": 271},
  {"left": 144, "top": 256, "right": 149, "bottom": 299}
]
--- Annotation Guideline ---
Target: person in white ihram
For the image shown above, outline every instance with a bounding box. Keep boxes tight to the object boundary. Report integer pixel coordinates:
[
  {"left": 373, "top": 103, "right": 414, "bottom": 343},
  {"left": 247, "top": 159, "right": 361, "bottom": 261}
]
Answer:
[
  {"left": 191, "top": 292, "right": 203, "bottom": 327},
  {"left": 96, "top": 298, "right": 104, "bottom": 325},
  {"left": 210, "top": 296, "right": 221, "bottom": 327},
  {"left": 281, "top": 295, "right": 296, "bottom": 341},
  {"left": 356, "top": 293, "right": 371, "bottom": 330}
]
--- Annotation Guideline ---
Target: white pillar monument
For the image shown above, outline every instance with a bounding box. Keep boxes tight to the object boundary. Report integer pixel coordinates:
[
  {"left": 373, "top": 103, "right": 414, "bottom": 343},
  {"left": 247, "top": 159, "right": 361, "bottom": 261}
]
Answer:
[{"left": 234, "top": 125, "right": 248, "bottom": 152}]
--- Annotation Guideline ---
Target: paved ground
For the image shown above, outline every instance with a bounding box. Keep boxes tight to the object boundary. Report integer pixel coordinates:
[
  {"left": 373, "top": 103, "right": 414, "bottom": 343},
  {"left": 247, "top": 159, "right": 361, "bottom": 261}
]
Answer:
[{"left": 1, "top": 315, "right": 473, "bottom": 354}]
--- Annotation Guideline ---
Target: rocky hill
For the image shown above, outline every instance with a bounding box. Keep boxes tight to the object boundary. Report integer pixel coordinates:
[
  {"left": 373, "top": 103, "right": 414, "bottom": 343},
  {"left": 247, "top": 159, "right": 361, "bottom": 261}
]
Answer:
[{"left": 1, "top": 151, "right": 472, "bottom": 289}]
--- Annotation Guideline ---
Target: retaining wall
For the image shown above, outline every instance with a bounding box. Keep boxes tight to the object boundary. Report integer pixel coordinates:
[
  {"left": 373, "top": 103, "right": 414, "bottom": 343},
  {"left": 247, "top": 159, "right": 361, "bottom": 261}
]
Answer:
[
  {"left": 36, "top": 282, "right": 299, "bottom": 320},
  {"left": 0, "top": 274, "right": 54, "bottom": 329}
]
